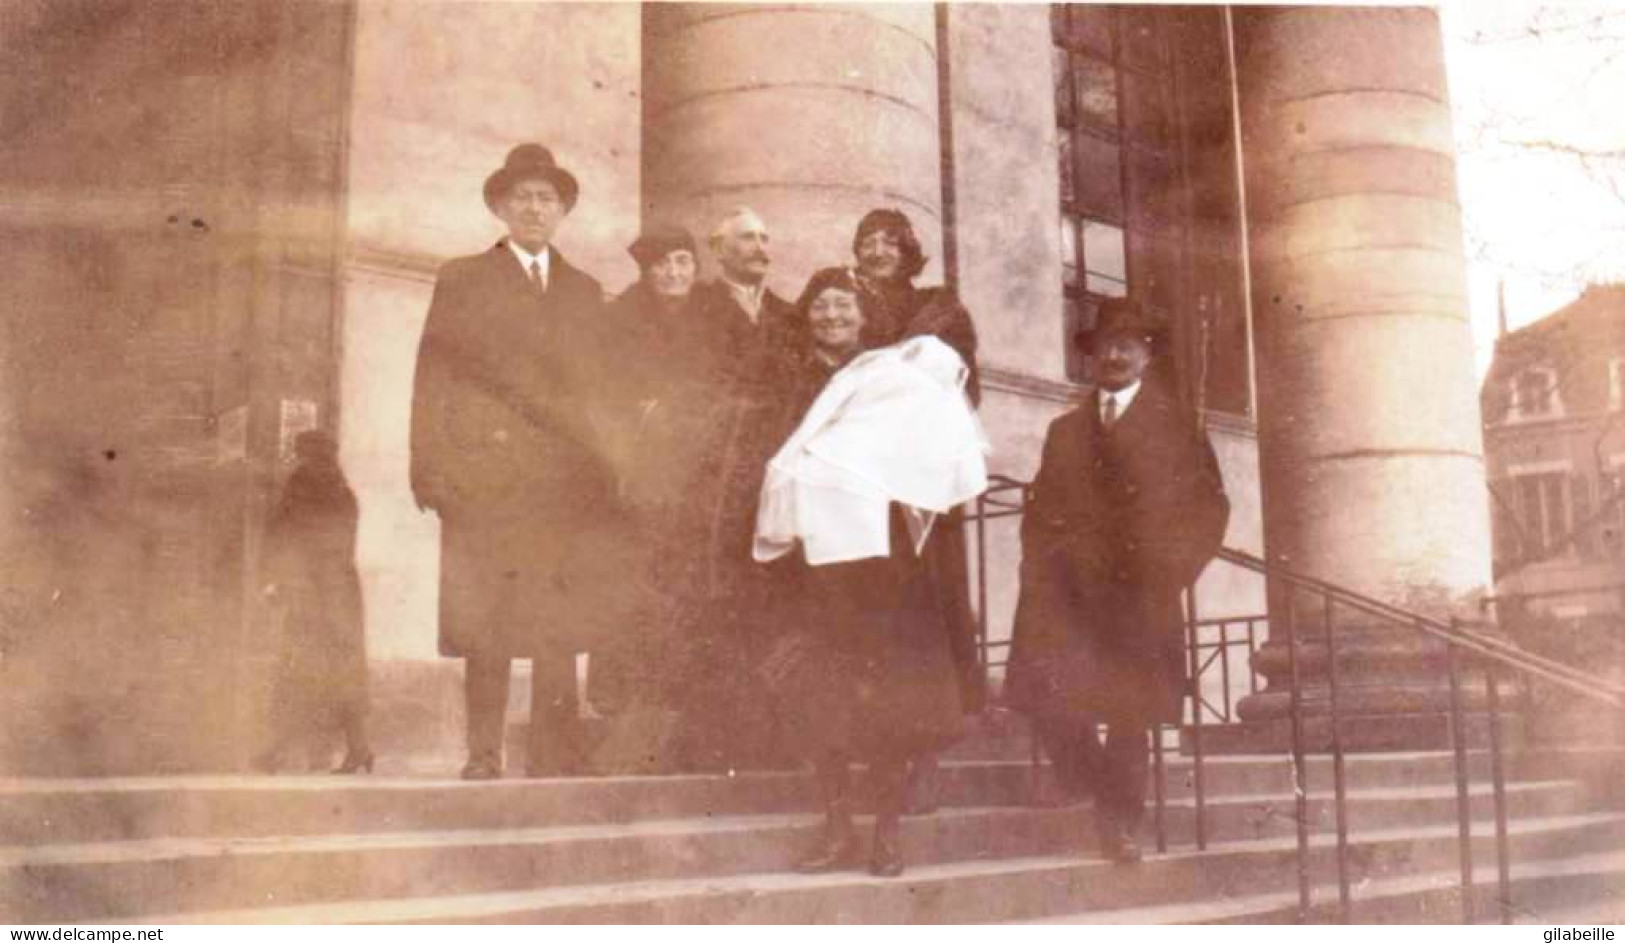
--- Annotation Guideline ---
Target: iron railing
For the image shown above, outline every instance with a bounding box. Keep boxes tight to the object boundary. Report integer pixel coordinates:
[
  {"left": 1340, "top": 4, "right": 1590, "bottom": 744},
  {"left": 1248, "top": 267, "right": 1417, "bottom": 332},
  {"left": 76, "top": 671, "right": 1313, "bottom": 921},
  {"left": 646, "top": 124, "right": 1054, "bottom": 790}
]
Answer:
[{"left": 961, "top": 477, "right": 1625, "bottom": 924}]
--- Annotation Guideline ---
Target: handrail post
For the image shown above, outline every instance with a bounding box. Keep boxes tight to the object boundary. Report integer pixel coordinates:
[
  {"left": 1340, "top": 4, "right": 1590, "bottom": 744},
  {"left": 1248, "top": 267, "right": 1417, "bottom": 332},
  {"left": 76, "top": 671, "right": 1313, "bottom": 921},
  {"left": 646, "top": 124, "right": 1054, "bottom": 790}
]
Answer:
[
  {"left": 975, "top": 493, "right": 989, "bottom": 678},
  {"left": 1185, "top": 587, "right": 1207, "bottom": 850},
  {"left": 1487, "top": 662, "right": 1512, "bottom": 924},
  {"left": 1325, "top": 593, "right": 1351, "bottom": 923},
  {"left": 1247, "top": 618, "right": 1260, "bottom": 696},
  {"left": 1285, "top": 590, "right": 1311, "bottom": 922},
  {"left": 1445, "top": 638, "right": 1476, "bottom": 924},
  {"left": 1152, "top": 723, "right": 1168, "bottom": 854}
]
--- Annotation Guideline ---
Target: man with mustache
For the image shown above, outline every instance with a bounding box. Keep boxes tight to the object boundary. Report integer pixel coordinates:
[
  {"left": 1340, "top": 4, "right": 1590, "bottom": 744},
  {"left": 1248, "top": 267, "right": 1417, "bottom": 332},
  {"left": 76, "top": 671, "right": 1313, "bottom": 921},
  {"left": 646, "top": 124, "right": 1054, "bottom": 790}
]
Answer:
[
  {"left": 1005, "top": 298, "right": 1229, "bottom": 864},
  {"left": 658, "top": 207, "right": 800, "bottom": 771},
  {"left": 693, "top": 206, "right": 799, "bottom": 372}
]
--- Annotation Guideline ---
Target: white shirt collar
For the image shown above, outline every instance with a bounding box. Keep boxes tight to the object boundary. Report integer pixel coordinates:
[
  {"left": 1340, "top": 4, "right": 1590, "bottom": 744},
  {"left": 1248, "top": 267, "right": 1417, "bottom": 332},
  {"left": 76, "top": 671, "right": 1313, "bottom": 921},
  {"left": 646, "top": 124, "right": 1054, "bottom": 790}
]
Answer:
[
  {"left": 720, "top": 274, "right": 766, "bottom": 324},
  {"left": 1099, "top": 379, "right": 1142, "bottom": 421},
  {"left": 506, "top": 241, "right": 551, "bottom": 289}
]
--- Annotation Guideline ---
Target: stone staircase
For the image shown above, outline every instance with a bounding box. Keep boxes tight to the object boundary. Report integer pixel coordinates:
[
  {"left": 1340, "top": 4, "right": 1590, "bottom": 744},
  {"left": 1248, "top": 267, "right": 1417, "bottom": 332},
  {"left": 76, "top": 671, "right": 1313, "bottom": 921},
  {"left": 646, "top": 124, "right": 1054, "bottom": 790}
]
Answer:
[{"left": 4, "top": 719, "right": 1624, "bottom": 924}]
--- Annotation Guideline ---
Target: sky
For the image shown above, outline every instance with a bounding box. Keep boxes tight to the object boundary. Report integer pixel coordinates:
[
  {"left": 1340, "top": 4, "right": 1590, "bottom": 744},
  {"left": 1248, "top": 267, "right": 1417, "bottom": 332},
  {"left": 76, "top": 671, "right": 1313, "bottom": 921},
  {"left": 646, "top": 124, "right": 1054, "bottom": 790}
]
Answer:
[{"left": 1435, "top": 0, "right": 1625, "bottom": 375}]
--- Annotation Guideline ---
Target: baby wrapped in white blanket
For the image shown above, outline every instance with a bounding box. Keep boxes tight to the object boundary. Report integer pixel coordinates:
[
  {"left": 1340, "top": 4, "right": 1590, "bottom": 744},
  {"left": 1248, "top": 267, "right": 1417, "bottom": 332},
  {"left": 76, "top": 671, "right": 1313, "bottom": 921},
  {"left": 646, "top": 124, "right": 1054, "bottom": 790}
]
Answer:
[{"left": 753, "top": 335, "right": 992, "bottom": 566}]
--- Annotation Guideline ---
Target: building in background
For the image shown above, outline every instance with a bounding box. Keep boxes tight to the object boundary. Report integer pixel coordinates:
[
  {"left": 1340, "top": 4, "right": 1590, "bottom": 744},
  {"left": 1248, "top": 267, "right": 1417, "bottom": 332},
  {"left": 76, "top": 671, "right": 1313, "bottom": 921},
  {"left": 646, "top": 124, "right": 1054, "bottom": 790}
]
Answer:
[
  {"left": 0, "top": 3, "right": 1492, "bottom": 773},
  {"left": 1482, "top": 284, "right": 1625, "bottom": 645}
]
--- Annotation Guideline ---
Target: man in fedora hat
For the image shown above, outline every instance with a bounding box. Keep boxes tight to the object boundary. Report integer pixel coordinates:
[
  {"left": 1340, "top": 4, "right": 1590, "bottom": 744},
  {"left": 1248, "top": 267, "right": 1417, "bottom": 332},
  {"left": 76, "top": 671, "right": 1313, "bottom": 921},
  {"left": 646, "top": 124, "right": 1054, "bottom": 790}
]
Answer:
[
  {"left": 410, "top": 142, "right": 632, "bottom": 780},
  {"left": 1005, "top": 297, "right": 1229, "bottom": 862}
]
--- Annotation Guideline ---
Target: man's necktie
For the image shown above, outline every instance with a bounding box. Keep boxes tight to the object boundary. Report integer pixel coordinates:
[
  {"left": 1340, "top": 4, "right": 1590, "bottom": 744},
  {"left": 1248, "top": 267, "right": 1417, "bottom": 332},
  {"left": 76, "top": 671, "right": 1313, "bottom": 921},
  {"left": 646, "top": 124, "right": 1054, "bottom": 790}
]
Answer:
[
  {"left": 1102, "top": 394, "right": 1118, "bottom": 428},
  {"left": 528, "top": 259, "right": 545, "bottom": 293}
]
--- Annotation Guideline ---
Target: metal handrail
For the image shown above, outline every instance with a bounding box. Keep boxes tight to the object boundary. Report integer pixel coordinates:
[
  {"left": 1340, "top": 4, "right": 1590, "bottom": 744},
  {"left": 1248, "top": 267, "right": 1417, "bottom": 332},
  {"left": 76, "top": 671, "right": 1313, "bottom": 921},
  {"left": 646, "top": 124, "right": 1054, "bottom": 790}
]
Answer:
[
  {"left": 962, "top": 473, "right": 1625, "bottom": 924},
  {"left": 1216, "top": 547, "right": 1625, "bottom": 709}
]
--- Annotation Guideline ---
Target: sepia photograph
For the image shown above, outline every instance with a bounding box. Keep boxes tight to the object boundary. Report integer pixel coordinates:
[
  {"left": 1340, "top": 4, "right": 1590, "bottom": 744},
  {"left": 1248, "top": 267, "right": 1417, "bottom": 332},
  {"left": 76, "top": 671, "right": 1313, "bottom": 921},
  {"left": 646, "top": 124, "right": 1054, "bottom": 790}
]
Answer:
[{"left": 0, "top": 0, "right": 1623, "bottom": 926}]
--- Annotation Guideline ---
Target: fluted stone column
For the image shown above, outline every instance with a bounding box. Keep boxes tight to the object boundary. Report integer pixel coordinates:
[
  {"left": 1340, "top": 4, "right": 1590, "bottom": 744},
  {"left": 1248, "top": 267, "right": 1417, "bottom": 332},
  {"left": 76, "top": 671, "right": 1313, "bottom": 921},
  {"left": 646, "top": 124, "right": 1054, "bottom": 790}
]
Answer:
[
  {"left": 1228, "top": 8, "right": 1497, "bottom": 749},
  {"left": 642, "top": 4, "right": 943, "bottom": 293}
]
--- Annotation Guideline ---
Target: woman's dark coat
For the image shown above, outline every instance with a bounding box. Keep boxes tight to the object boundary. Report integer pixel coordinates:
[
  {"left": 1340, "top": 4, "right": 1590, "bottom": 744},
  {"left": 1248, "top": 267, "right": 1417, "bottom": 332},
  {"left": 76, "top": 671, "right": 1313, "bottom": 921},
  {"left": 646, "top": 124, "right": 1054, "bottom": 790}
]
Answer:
[
  {"left": 600, "top": 280, "right": 728, "bottom": 519},
  {"left": 593, "top": 281, "right": 737, "bottom": 710},
  {"left": 264, "top": 457, "right": 367, "bottom": 726},
  {"left": 410, "top": 242, "right": 636, "bottom": 660},
  {"left": 763, "top": 350, "right": 966, "bottom": 761},
  {"left": 855, "top": 279, "right": 987, "bottom": 713},
  {"left": 1005, "top": 379, "right": 1229, "bottom": 725}
]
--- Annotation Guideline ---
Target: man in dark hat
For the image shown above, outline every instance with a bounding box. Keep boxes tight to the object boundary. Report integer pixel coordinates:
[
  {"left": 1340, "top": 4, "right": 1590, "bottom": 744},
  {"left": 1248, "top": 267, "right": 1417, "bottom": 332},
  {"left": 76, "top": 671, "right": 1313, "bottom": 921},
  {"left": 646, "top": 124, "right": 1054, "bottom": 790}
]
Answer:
[
  {"left": 410, "top": 142, "right": 629, "bottom": 780},
  {"left": 847, "top": 207, "right": 984, "bottom": 813},
  {"left": 1005, "top": 297, "right": 1230, "bottom": 863}
]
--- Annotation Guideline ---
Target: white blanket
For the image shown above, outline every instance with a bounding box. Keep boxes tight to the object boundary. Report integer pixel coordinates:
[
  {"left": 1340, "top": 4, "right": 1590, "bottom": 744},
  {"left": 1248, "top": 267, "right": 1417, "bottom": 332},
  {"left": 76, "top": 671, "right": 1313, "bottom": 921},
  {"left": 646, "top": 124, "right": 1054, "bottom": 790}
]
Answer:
[{"left": 753, "top": 336, "right": 992, "bottom": 566}]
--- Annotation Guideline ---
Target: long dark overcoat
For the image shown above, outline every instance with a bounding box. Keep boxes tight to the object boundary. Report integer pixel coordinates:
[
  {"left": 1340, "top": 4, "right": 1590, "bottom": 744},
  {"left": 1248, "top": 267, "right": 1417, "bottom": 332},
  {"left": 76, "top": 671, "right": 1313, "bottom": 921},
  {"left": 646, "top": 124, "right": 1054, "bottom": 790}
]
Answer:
[
  {"left": 857, "top": 280, "right": 987, "bottom": 713},
  {"left": 264, "top": 459, "right": 367, "bottom": 723},
  {"left": 1005, "top": 379, "right": 1229, "bottom": 725},
  {"left": 592, "top": 281, "right": 738, "bottom": 713},
  {"left": 410, "top": 242, "right": 636, "bottom": 660}
]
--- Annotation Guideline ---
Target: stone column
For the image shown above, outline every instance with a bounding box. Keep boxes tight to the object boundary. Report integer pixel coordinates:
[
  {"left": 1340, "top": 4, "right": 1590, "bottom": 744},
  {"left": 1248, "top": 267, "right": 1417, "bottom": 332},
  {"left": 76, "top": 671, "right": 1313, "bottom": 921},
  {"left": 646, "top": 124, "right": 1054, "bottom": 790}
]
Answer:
[
  {"left": 1228, "top": 8, "right": 1497, "bottom": 749},
  {"left": 641, "top": 4, "right": 943, "bottom": 294}
]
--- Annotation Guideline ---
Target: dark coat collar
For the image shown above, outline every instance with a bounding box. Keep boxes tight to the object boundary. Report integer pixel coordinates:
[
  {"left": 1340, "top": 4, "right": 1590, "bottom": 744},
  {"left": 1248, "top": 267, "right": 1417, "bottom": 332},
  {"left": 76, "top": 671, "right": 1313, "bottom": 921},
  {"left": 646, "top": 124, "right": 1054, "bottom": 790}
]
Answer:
[
  {"left": 1077, "top": 376, "right": 1181, "bottom": 441},
  {"left": 695, "top": 277, "right": 790, "bottom": 316},
  {"left": 484, "top": 240, "right": 594, "bottom": 297}
]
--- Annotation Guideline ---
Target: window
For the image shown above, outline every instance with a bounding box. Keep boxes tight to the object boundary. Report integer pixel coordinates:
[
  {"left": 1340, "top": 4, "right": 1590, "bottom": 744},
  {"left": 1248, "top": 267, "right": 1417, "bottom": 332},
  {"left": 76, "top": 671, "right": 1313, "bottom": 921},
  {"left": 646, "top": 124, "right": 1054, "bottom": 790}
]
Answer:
[
  {"left": 1052, "top": 5, "right": 1150, "bottom": 383},
  {"left": 1050, "top": 5, "right": 1253, "bottom": 416},
  {"left": 1510, "top": 367, "right": 1560, "bottom": 420},
  {"left": 1514, "top": 471, "right": 1571, "bottom": 559}
]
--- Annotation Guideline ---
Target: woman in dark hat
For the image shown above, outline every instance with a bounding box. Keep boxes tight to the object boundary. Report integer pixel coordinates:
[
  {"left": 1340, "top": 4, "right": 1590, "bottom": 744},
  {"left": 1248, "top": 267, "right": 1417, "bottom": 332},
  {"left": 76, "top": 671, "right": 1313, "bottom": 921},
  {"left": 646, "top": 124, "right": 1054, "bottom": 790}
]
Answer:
[
  {"left": 849, "top": 208, "right": 980, "bottom": 403},
  {"left": 848, "top": 208, "right": 986, "bottom": 813},
  {"left": 256, "top": 431, "right": 372, "bottom": 773},
  {"left": 595, "top": 224, "right": 755, "bottom": 769},
  {"left": 763, "top": 266, "right": 968, "bottom": 878}
]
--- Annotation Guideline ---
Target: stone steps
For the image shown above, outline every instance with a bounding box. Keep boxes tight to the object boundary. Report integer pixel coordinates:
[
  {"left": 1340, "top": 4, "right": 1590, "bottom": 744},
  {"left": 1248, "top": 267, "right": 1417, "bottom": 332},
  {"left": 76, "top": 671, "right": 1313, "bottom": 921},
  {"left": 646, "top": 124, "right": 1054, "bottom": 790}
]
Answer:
[
  {"left": 6, "top": 747, "right": 1609, "bottom": 846},
  {"left": 128, "top": 812, "right": 1625, "bottom": 924},
  {"left": 7, "top": 745, "right": 1622, "bottom": 924},
  {"left": 0, "top": 778, "right": 1605, "bottom": 924},
  {"left": 1030, "top": 847, "right": 1625, "bottom": 925}
]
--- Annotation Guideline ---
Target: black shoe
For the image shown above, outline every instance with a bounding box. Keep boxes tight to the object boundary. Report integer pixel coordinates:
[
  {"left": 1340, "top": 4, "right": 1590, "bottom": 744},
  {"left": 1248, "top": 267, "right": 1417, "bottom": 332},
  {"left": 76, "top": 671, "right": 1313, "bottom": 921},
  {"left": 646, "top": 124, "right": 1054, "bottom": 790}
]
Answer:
[
  {"left": 332, "top": 750, "right": 375, "bottom": 775},
  {"left": 460, "top": 757, "right": 503, "bottom": 781},
  {"left": 795, "top": 802, "right": 861, "bottom": 874},
  {"left": 868, "top": 815, "right": 905, "bottom": 878}
]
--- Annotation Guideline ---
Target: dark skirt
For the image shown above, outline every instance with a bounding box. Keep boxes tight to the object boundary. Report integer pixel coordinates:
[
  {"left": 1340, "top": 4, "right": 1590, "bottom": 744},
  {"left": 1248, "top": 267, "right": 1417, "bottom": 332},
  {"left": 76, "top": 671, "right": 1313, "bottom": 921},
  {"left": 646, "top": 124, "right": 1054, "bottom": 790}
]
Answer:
[
  {"left": 765, "top": 510, "right": 966, "bottom": 762},
  {"left": 266, "top": 593, "right": 368, "bottom": 734}
]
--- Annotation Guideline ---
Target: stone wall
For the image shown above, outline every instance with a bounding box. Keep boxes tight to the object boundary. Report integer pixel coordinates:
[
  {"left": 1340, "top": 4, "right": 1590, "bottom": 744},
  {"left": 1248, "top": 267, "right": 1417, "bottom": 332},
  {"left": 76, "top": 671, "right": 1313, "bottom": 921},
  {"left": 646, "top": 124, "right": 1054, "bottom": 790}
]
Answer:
[{"left": 0, "top": 1, "right": 352, "bottom": 772}]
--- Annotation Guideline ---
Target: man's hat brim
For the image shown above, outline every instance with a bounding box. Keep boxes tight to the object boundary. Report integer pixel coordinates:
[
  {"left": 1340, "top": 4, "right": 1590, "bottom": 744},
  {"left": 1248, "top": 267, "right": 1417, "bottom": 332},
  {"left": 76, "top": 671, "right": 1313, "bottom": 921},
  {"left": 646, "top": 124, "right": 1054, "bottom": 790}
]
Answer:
[
  {"left": 483, "top": 144, "right": 580, "bottom": 212},
  {"left": 1073, "top": 299, "right": 1167, "bottom": 353}
]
